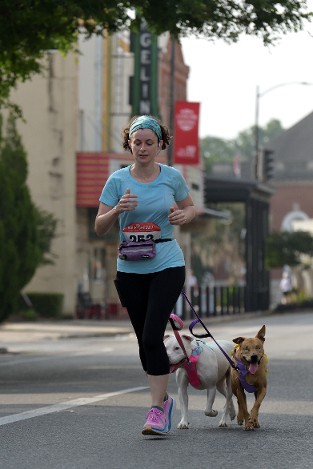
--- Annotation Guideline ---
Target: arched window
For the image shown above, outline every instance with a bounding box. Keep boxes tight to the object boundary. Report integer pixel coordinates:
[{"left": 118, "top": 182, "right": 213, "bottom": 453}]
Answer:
[{"left": 281, "top": 210, "right": 309, "bottom": 232}]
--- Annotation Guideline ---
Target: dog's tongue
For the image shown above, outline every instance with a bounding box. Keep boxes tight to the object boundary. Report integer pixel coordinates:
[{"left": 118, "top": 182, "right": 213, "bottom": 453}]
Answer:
[{"left": 249, "top": 362, "right": 258, "bottom": 375}]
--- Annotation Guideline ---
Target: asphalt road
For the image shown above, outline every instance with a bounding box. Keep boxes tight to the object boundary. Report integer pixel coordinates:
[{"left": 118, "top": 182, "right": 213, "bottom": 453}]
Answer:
[{"left": 0, "top": 312, "right": 312, "bottom": 469}]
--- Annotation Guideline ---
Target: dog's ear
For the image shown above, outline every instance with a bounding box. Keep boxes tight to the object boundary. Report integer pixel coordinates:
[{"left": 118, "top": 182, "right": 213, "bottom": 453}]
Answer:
[
  {"left": 182, "top": 335, "right": 193, "bottom": 343},
  {"left": 232, "top": 337, "right": 245, "bottom": 345},
  {"left": 256, "top": 325, "right": 266, "bottom": 342}
]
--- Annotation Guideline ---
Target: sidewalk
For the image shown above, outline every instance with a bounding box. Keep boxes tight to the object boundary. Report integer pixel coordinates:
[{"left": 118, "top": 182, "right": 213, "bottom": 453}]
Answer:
[
  {"left": 0, "top": 319, "right": 134, "bottom": 351},
  {"left": 0, "top": 309, "right": 310, "bottom": 355},
  {"left": 0, "top": 309, "right": 273, "bottom": 350}
]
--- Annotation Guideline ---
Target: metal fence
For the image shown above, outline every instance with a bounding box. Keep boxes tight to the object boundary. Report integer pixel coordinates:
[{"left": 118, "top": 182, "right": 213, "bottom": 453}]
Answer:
[{"left": 174, "top": 285, "right": 246, "bottom": 320}]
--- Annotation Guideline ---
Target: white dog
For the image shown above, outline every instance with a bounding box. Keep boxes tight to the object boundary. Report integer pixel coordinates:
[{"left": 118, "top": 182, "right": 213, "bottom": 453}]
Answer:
[{"left": 164, "top": 334, "right": 236, "bottom": 429}]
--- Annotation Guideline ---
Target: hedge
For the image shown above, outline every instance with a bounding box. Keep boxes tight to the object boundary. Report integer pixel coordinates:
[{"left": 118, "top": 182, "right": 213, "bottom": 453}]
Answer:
[{"left": 20, "top": 292, "right": 64, "bottom": 318}]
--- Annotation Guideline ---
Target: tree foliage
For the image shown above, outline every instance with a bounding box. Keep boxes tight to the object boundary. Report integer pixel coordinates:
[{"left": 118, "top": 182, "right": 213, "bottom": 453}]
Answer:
[
  {"left": 201, "top": 136, "right": 235, "bottom": 173},
  {"left": 0, "top": 0, "right": 311, "bottom": 110},
  {"left": 0, "top": 114, "right": 57, "bottom": 322},
  {"left": 265, "top": 230, "right": 313, "bottom": 269},
  {"left": 255, "top": 118, "right": 285, "bottom": 150},
  {"left": 191, "top": 202, "right": 245, "bottom": 284},
  {"left": 236, "top": 118, "right": 284, "bottom": 159},
  {"left": 201, "top": 118, "right": 284, "bottom": 173}
]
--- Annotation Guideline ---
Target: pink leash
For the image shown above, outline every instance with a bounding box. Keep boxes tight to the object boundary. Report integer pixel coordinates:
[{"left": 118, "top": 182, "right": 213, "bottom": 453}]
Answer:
[{"left": 168, "top": 314, "right": 190, "bottom": 364}]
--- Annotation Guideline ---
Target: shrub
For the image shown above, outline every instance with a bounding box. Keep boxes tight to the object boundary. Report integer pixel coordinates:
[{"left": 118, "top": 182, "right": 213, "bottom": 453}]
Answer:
[
  {"left": 23, "top": 293, "right": 64, "bottom": 318},
  {"left": 21, "top": 308, "right": 38, "bottom": 321},
  {"left": 0, "top": 114, "right": 57, "bottom": 323}
]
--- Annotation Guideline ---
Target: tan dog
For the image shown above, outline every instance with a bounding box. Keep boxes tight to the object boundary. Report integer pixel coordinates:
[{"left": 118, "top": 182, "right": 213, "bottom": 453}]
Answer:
[{"left": 231, "top": 325, "right": 267, "bottom": 431}]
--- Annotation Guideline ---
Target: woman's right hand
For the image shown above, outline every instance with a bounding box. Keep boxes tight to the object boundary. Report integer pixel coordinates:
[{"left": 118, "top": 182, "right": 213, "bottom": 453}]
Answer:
[
  {"left": 95, "top": 188, "right": 137, "bottom": 236},
  {"left": 114, "top": 188, "right": 138, "bottom": 213}
]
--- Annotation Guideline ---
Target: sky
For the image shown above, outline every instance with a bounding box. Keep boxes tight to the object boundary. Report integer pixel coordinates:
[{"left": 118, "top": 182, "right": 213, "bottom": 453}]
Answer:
[{"left": 181, "top": 15, "right": 313, "bottom": 140}]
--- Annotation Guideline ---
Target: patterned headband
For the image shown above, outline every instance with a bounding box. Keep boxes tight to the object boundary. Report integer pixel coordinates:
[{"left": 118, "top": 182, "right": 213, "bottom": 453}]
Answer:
[{"left": 129, "top": 115, "right": 162, "bottom": 140}]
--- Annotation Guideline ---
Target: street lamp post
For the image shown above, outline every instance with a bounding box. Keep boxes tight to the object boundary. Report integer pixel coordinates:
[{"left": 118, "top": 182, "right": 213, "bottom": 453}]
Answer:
[{"left": 254, "top": 81, "right": 313, "bottom": 178}]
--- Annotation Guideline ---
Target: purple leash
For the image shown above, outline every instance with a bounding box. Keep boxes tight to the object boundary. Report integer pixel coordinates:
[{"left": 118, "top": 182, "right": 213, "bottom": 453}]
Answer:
[{"left": 180, "top": 290, "right": 238, "bottom": 371}]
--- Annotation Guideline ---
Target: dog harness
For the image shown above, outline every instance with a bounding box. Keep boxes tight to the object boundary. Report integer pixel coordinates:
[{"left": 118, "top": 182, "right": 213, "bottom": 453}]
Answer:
[
  {"left": 234, "top": 358, "right": 257, "bottom": 393},
  {"left": 182, "top": 342, "right": 203, "bottom": 389}
]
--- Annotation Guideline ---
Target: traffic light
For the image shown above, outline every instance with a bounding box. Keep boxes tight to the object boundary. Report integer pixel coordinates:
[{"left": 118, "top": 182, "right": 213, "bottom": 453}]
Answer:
[{"left": 263, "top": 148, "right": 275, "bottom": 181}]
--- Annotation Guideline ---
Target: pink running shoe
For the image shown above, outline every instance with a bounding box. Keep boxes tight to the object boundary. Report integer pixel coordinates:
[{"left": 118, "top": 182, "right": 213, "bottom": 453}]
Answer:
[
  {"left": 163, "top": 395, "right": 175, "bottom": 432},
  {"left": 142, "top": 407, "right": 167, "bottom": 436}
]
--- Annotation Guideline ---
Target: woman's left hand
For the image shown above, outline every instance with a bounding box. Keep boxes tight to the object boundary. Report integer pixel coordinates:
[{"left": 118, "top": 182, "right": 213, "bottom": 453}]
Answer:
[{"left": 168, "top": 207, "right": 187, "bottom": 225}]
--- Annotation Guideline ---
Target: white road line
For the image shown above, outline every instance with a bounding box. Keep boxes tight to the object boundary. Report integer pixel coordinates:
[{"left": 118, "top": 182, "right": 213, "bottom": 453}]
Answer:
[{"left": 0, "top": 386, "right": 148, "bottom": 427}]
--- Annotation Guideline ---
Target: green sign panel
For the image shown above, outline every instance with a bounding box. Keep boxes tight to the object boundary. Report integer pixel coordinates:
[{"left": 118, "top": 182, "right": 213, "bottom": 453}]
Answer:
[{"left": 131, "top": 22, "right": 159, "bottom": 117}]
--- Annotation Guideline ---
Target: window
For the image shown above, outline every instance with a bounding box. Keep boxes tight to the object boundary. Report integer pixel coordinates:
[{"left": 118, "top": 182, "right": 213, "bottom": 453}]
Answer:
[{"left": 89, "top": 247, "right": 106, "bottom": 281}]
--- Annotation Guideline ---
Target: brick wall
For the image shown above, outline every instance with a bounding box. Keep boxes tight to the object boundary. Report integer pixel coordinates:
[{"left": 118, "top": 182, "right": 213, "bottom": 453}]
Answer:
[{"left": 270, "top": 182, "right": 313, "bottom": 231}]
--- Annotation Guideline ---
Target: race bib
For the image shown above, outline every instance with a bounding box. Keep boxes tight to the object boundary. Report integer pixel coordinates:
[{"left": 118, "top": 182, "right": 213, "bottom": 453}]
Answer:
[{"left": 122, "top": 222, "right": 161, "bottom": 242}]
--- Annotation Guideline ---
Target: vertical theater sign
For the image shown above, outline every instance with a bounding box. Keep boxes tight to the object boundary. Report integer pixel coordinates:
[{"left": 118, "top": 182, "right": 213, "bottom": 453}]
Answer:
[{"left": 130, "top": 22, "right": 159, "bottom": 116}]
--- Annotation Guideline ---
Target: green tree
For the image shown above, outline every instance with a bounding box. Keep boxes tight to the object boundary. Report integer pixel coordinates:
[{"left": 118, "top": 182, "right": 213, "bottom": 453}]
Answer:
[
  {"left": 191, "top": 202, "right": 245, "bottom": 283},
  {"left": 201, "top": 119, "right": 284, "bottom": 174},
  {"left": 235, "top": 126, "right": 256, "bottom": 162},
  {"left": 201, "top": 136, "right": 235, "bottom": 173},
  {"left": 237, "top": 119, "right": 284, "bottom": 159},
  {"left": 0, "top": 1, "right": 311, "bottom": 111},
  {"left": 253, "top": 119, "right": 285, "bottom": 155},
  {"left": 265, "top": 231, "right": 313, "bottom": 269},
  {"left": 0, "top": 114, "right": 57, "bottom": 322}
]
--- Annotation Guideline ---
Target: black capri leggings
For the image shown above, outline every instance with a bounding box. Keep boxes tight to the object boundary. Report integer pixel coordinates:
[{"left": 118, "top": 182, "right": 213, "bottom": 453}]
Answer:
[{"left": 114, "top": 267, "right": 185, "bottom": 375}]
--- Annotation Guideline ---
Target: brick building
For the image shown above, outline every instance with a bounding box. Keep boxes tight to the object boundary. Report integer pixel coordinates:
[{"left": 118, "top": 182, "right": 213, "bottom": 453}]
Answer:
[
  {"left": 269, "top": 111, "right": 313, "bottom": 231},
  {"left": 268, "top": 111, "right": 313, "bottom": 302}
]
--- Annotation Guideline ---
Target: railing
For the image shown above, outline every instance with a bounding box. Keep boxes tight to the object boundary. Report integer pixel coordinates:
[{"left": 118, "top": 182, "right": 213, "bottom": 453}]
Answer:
[{"left": 174, "top": 285, "right": 246, "bottom": 320}]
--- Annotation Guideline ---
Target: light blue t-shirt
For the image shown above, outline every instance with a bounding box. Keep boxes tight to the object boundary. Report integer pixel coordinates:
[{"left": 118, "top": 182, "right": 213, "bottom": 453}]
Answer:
[{"left": 99, "top": 163, "right": 190, "bottom": 273}]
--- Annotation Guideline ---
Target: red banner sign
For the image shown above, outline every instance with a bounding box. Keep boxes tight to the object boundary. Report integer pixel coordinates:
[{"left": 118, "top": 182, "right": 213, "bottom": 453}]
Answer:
[{"left": 173, "top": 101, "right": 200, "bottom": 165}]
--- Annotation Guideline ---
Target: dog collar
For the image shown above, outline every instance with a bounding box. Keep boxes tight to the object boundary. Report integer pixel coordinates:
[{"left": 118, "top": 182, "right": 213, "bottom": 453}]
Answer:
[
  {"left": 169, "top": 358, "right": 187, "bottom": 374},
  {"left": 191, "top": 342, "right": 203, "bottom": 357}
]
